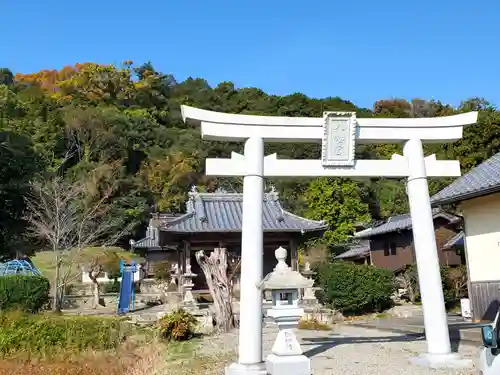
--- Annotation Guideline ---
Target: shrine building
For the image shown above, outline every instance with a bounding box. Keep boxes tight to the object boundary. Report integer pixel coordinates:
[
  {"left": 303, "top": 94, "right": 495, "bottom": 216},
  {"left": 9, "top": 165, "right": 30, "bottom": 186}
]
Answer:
[{"left": 132, "top": 187, "right": 327, "bottom": 291}]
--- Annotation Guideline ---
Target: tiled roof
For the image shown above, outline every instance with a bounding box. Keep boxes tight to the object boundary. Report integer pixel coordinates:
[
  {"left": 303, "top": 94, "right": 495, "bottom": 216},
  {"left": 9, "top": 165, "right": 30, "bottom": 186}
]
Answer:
[
  {"left": 158, "top": 190, "right": 328, "bottom": 233},
  {"left": 133, "top": 214, "right": 181, "bottom": 249},
  {"left": 335, "top": 240, "right": 370, "bottom": 259},
  {"left": 133, "top": 235, "right": 159, "bottom": 249},
  {"left": 442, "top": 231, "right": 464, "bottom": 249},
  {"left": 354, "top": 209, "right": 460, "bottom": 238},
  {"left": 431, "top": 152, "right": 500, "bottom": 205}
]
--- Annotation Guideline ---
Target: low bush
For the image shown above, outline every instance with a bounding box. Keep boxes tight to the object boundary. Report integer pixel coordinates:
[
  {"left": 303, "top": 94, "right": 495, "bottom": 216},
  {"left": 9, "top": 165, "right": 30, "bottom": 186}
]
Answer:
[
  {"left": 316, "top": 261, "right": 396, "bottom": 315},
  {"left": 0, "top": 275, "right": 50, "bottom": 312},
  {"left": 157, "top": 309, "right": 198, "bottom": 341},
  {"left": 0, "top": 312, "right": 128, "bottom": 356}
]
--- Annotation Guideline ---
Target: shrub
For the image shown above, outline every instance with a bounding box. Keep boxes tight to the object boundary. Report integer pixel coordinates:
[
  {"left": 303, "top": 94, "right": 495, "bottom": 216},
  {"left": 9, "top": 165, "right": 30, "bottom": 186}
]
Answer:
[
  {"left": 0, "top": 275, "right": 50, "bottom": 313},
  {"left": 157, "top": 309, "right": 197, "bottom": 341},
  {"left": 441, "top": 265, "right": 468, "bottom": 308},
  {"left": 396, "top": 265, "right": 468, "bottom": 309},
  {"left": 316, "top": 261, "right": 396, "bottom": 315},
  {"left": 0, "top": 312, "right": 128, "bottom": 356}
]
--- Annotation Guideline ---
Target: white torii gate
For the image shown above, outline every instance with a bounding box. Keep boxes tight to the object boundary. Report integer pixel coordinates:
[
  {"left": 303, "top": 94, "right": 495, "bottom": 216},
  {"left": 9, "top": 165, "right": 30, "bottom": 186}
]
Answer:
[{"left": 181, "top": 106, "right": 478, "bottom": 373}]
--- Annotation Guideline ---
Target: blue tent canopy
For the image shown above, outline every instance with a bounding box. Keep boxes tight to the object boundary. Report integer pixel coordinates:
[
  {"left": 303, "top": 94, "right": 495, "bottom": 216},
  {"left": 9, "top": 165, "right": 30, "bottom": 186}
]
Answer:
[{"left": 0, "top": 259, "right": 42, "bottom": 276}]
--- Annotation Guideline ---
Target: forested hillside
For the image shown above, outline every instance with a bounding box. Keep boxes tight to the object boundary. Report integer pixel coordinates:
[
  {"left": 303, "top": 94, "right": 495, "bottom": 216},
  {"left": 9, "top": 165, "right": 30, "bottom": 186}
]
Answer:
[{"left": 0, "top": 62, "right": 498, "bottom": 257}]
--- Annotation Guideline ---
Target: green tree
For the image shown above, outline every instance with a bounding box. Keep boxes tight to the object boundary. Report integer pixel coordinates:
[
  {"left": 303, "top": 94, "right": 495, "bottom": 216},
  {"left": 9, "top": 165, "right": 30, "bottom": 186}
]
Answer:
[
  {"left": 0, "top": 69, "right": 14, "bottom": 86},
  {"left": 305, "top": 178, "right": 371, "bottom": 249},
  {"left": 0, "top": 131, "right": 42, "bottom": 258}
]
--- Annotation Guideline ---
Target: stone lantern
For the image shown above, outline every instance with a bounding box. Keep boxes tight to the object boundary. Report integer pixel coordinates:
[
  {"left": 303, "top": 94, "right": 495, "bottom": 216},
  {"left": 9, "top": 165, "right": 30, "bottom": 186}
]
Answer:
[
  {"left": 257, "top": 246, "right": 313, "bottom": 375},
  {"left": 300, "top": 261, "right": 319, "bottom": 307}
]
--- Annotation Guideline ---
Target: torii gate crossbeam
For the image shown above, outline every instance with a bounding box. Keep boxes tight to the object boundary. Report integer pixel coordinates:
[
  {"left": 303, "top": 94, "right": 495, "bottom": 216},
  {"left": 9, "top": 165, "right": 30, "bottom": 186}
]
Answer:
[{"left": 181, "top": 106, "right": 477, "bottom": 373}]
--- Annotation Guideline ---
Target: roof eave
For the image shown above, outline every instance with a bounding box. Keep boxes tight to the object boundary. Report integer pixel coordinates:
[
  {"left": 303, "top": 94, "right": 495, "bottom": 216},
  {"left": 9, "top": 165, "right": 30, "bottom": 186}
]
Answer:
[
  {"left": 432, "top": 185, "right": 500, "bottom": 206},
  {"left": 160, "top": 227, "right": 327, "bottom": 234},
  {"left": 356, "top": 226, "right": 410, "bottom": 238},
  {"left": 354, "top": 210, "right": 460, "bottom": 238},
  {"left": 335, "top": 253, "right": 369, "bottom": 260}
]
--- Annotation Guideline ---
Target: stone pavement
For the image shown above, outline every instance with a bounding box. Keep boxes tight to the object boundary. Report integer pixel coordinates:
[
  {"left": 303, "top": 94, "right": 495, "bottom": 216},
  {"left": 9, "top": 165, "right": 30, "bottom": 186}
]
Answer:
[{"left": 196, "top": 323, "right": 481, "bottom": 375}]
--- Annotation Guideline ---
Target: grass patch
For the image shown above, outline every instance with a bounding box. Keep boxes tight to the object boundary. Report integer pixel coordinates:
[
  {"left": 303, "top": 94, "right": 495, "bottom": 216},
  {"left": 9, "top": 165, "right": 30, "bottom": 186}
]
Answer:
[
  {"left": 0, "top": 312, "right": 168, "bottom": 375},
  {"left": 0, "top": 311, "right": 148, "bottom": 358},
  {"left": 31, "top": 251, "right": 79, "bottom": 284},
  {"left": 0, "top": 340, "right": 164, "bottom": 375},
  {"left": 375, "top": 312, "right": 390, "bottom": 319}
]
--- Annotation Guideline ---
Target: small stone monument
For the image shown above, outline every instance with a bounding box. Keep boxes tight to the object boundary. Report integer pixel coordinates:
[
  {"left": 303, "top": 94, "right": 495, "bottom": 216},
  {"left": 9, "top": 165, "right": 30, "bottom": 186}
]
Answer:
[
  {"left": 257, "top": 246, "right": 313, "bottom": 375},
  {"left": 300, "top": 261, "right": 319, "bottom": 307},
  {"left": 182, "top": 264, "right": 197, "bottom": 307},
  {"left": 165, "top": 264, "right": 179, "bottom": 293}
]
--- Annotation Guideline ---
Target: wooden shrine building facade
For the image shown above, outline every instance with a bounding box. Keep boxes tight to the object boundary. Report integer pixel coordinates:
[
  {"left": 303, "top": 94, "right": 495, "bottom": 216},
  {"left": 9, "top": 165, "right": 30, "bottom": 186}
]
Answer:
[{"left": 132, "top": 188, "right": 327, "bottom": 290}]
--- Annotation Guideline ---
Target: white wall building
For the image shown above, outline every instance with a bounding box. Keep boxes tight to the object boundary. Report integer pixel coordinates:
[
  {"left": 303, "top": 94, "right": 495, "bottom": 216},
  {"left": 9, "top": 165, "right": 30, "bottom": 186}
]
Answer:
[{"left": 432, "top": 151, "right": 500, "bottom": 321}]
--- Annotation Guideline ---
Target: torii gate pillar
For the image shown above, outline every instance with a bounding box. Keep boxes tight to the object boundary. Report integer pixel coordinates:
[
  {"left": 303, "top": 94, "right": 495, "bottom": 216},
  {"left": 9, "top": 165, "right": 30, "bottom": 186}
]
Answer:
[
  {"left": 181, "top": 106, "right": 478, "bottom": 372},
  {"left": 226, "top": 136, "right": 266, "bottom": 375},
  {"left": 404, "top": 139, "right": 470, "bottom": 367}
]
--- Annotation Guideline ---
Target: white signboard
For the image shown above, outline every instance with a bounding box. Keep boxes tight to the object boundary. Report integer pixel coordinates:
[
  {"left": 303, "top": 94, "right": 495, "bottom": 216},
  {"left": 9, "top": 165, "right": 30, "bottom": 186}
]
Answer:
[{"left": 321, "top": 112, "right": 356, "bottom": 167}]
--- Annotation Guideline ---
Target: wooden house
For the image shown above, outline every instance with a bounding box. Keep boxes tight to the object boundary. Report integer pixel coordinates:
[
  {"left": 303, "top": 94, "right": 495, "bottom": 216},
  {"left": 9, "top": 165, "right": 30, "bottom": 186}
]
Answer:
[{"left": 335, "top": 209, "right": 463, "bottom": 272}]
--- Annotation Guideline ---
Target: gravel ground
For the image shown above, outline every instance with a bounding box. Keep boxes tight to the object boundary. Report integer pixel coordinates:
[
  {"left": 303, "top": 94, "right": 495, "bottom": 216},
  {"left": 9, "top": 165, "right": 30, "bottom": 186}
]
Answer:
[{"left": 195, "top": 324, "right": 480, "bottom": 375}]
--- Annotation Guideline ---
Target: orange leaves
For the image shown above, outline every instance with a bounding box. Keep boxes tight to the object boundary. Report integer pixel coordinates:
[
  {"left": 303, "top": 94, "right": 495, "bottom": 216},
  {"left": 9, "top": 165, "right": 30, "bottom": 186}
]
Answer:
[
  {"left": 14, "top": 61, "right": 152, "bottom": 107},
  {"left": 14, "top": 63, "right": 134, "bottom": 104},
  {"left": 14, "top": 63, "right": 96, "bottom": 93}
]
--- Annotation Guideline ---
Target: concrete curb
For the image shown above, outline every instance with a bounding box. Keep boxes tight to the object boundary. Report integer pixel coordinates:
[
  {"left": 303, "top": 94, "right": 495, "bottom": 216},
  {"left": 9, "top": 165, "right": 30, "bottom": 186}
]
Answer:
[{"left": 346, "top": 321, "right": 482, "bottom": 346}]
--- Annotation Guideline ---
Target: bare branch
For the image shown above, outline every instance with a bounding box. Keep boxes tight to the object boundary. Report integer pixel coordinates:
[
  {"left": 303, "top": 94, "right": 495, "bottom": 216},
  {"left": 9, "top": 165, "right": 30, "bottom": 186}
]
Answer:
[{"left": 24, "top": 166, "right": 133, "bottom": 311}]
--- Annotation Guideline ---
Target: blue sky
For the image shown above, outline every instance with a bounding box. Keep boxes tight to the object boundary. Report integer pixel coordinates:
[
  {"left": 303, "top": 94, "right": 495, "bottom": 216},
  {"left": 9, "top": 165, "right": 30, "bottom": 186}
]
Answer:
[{"left": 2, "top": 0, "right": 499, "bottom": 109}]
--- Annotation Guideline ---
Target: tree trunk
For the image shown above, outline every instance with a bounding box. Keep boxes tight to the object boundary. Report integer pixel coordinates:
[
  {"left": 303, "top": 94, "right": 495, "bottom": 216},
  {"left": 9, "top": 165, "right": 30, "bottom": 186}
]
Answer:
[
  {"left": 195, "top": 248, "right": 234, "bottom": 332},
  {"left": 88, "top": 272, "right": 101, "bottom": 309},
  {"left": 53, "top": 252, "right": 62, "bottom": 311}
]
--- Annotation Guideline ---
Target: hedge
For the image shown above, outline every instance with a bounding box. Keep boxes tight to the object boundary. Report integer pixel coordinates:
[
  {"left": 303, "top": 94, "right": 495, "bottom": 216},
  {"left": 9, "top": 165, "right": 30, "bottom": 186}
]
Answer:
[
  {"left": 0, "top": 312, "right": 127, "bottom": 356},
  {"left": 0, "top": 275, "right": 50, "bottom": 312},
  {"left": 316, "top": 261, "right": 396, "bottom": 315}
]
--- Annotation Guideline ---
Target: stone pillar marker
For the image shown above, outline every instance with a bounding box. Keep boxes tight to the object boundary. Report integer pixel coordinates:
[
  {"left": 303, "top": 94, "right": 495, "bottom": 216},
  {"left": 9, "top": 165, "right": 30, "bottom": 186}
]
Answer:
[
  {"left": 258, "top": 246, "right": 313, "bottom": 375},
  {"left": 182, "top": 264, "right": 197, "bottom": 306},
  {"left": 180, "top": 105, "right": 478, "bottom": 370}
]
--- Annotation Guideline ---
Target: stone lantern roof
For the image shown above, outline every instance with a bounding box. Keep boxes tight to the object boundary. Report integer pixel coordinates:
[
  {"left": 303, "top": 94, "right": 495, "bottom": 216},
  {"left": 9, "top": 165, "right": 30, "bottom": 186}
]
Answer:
[{"left": 257, "top": 247, "right": 313, "bottom": 291}]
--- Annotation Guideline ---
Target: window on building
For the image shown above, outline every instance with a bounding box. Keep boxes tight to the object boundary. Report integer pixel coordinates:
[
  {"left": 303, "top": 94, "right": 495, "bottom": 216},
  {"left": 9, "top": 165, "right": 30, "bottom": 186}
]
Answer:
[{"left": 384, "top": 242, "right": 397, "bottom": 256}]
